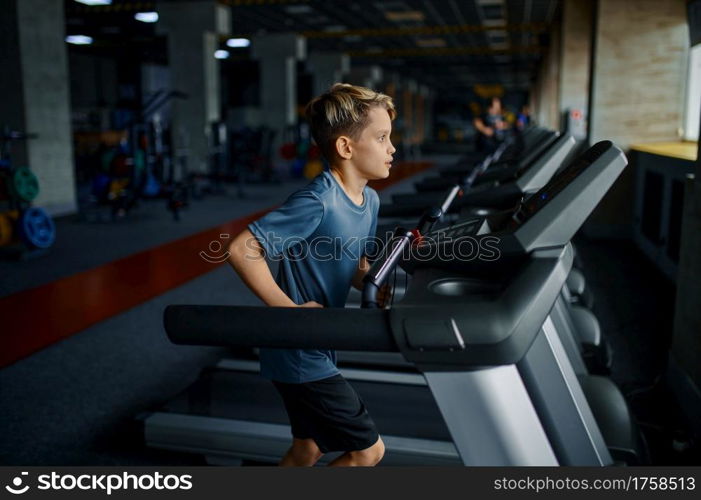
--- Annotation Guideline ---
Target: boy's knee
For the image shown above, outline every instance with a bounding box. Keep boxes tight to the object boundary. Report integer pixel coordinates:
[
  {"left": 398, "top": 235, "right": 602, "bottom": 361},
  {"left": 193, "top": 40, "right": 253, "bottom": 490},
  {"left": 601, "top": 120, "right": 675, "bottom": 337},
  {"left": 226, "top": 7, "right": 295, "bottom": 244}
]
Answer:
[
  {"left": 292, "top": 439, "right": 323, "bottom": 463},
  {"left": 351, "top": 437, "right": 385, "bottom": 466}
]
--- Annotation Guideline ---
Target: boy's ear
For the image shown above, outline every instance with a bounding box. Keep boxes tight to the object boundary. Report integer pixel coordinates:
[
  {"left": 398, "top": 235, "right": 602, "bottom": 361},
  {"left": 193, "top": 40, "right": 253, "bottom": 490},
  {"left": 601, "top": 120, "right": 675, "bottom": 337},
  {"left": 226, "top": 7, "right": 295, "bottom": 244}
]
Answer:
[{"left": 335, "top": 135, "right": 353, "bottom": 160}]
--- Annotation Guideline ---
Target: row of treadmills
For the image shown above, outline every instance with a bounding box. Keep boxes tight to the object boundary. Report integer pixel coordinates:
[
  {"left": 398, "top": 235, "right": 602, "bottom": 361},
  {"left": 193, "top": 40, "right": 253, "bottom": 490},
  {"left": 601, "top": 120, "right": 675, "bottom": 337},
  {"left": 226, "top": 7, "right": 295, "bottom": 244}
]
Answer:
[{"left": 142, "top": 127, "right": 652, "bottom": 466}]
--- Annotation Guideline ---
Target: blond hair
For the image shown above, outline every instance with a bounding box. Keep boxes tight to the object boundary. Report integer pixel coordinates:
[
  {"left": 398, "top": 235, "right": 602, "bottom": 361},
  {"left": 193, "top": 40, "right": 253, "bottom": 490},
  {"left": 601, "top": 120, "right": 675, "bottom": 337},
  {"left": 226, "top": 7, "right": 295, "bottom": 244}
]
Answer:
[{"left": 305, "top": 83, "right": 396, "bottom": 162}]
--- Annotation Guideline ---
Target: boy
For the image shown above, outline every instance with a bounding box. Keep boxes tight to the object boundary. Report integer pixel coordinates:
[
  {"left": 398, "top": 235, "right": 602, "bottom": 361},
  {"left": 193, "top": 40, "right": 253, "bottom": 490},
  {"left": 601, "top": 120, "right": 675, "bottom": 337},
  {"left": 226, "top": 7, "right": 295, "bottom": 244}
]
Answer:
[{"left": 227, "top": 83, "right": 396, "bottom": 466}]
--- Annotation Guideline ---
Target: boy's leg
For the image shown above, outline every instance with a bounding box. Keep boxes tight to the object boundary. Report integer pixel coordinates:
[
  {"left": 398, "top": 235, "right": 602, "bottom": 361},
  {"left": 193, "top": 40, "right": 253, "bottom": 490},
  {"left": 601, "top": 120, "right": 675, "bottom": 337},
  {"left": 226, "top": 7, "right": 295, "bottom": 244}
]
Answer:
[
  {"left": 274, "top": 375, "right": 382, "bottom": 466},
  {"left": 327, "top": 436, "right": 385, "bottom": 467},
  {"left": 280, "top": 438, "right": 324, "bottom": 467}
]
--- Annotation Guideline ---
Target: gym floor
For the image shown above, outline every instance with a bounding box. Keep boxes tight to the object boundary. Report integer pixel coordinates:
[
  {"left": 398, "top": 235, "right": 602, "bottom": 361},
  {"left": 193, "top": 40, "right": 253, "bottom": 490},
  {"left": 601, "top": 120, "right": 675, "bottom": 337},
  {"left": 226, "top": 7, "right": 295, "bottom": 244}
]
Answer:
[{"left": 0, "top": 157, "right": 697, "bottom": 466}]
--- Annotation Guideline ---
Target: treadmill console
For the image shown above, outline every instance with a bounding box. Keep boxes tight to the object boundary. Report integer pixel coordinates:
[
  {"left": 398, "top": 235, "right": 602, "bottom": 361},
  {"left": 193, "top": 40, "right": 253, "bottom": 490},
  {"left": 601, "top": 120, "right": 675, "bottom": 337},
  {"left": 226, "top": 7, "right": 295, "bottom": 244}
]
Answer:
[
  {"left": 511, "top": 141, "right": 613, "bottom": 228},
  {"left": 402, "top": 141, "right": 624, "bottom": 273}
]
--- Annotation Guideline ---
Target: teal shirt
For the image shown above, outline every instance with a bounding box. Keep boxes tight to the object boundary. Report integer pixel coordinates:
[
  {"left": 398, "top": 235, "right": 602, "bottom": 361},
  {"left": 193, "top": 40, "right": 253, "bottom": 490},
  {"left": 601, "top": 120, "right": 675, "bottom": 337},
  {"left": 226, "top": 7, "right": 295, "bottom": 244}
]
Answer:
[{"left": 248, "top": 171, "right": 379, "bottom": 383}]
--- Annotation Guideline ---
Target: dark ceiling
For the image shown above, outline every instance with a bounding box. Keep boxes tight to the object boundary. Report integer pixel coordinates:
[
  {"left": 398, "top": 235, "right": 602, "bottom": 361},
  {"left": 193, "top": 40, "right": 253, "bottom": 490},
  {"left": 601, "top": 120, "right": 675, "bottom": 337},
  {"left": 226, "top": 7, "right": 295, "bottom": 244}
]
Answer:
[{"left": 64, "top": 0, "right": 560, "bottom": 97}]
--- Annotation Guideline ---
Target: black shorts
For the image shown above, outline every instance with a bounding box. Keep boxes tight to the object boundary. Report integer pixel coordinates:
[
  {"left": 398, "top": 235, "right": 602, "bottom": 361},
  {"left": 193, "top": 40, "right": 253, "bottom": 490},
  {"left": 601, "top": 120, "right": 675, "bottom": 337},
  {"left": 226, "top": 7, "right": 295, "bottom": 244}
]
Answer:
[{"left": 272, "top": 374, "right": 380, "bottom": 454}]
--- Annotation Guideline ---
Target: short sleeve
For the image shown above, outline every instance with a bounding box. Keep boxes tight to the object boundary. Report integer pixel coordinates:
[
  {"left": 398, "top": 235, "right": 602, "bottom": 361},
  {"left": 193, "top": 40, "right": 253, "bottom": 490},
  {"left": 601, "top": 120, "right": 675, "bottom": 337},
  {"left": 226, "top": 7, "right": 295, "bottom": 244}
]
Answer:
[{"left": 248, "top": 191, "right": 324, "bottom": 258}]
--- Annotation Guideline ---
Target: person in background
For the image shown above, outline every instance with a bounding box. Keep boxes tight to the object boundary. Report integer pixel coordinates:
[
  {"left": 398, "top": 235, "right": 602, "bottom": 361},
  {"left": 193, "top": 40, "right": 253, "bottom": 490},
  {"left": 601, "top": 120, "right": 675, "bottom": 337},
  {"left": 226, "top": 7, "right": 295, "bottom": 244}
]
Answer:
[
  {"left": 227, "top": 83, "right": 394, "bottom": 467},
  {"left": 473, "top": 96, "right": 510, "bottom": 153},
  {"left": 517, "top": 105, "right": 532, "bottom": 130}
]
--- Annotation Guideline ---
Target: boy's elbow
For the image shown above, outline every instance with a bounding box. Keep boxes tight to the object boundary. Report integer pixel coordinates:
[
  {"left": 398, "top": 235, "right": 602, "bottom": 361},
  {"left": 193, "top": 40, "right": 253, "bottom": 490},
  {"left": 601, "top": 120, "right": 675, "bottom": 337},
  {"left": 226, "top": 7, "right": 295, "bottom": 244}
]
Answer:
[
  {"left": 228, "top": 230, "right": 263, "bottom": 266},
  {"left": 227, "top": 240, "right": 242, "bottom": 268},
  {"left": 227, "top": 239, "right": 240, "bottom": 260},
  {"left": 228, "top": 232, "right": 249, "bottom": 265}
]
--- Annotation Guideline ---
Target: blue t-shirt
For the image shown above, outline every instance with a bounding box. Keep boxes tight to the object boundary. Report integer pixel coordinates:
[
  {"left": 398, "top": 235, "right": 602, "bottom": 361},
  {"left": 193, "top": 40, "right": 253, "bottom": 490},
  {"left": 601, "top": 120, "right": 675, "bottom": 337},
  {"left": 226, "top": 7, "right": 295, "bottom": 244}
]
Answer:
[{"left": 248, "top": 170, "right": 380, "bottom": 383}]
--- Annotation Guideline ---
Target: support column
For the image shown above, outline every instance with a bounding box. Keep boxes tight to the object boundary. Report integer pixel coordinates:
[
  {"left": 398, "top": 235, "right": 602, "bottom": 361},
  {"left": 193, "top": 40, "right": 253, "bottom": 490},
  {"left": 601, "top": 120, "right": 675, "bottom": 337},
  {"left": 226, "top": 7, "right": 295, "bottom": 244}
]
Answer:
[
  {"left": 307, "top": 52, "right": 349, "bottom": 95},
  {"left": 671, "top": 106, "right": 701, "bottom": 436},
  {"left": 0, "top": 0, "right": 76, "bottom": 216},
  {"left": 532, "top": 23, "right": 561, "bottom": 130},
  {"left": 251, "top": 33, "right": 306, "bottom": 171},
  {"left": 423, "top": 86, "right": 435, "bottom": 143},
  {"left": 402, "top": 79, "right": 417, "bottom": 159},
  {"left": 347, "top": 65, "right": 383, "bottom": 90},
  {"left": 558, "top": 0, "right": 593, "bottom": 140},
  {"left": 589, "top": 0, "right": 688, "bottom": 147},
  {"left": 416, "top": 85, "right": 428, "bottom": 146},
  {"left": 584, "top": 0, "right": 688, "bottom": 237},
  {"left": 157, "top": 1, "right": 230, "bottom": 175},
  {"left": 380, "top": 72, "right": 404, "bottom": 155}
]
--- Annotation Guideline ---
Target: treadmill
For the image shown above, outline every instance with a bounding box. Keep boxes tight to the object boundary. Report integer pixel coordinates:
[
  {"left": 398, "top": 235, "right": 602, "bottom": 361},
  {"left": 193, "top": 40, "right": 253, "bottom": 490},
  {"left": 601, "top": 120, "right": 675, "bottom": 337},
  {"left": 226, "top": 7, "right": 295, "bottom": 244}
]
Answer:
[
  {"left": 375, "top": 131, "right": 604, "bottom": 368},
  {"left": 379, "top": 132, "right": 575, "bottom": 219},
  {"left": 144, "top": 141, "right": 632, "bottom": 466}
]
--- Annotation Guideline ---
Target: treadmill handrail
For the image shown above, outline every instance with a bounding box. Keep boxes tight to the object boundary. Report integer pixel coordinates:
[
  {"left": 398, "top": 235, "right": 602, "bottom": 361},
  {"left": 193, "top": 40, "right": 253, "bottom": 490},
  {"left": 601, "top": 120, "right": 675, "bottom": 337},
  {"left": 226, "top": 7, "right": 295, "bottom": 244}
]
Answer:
[
  {"left": 164, "top": 305, "right": 396, "bottom": 351},
  {"left": 363, "top": 137, "right": 513, "bottom": 306}
]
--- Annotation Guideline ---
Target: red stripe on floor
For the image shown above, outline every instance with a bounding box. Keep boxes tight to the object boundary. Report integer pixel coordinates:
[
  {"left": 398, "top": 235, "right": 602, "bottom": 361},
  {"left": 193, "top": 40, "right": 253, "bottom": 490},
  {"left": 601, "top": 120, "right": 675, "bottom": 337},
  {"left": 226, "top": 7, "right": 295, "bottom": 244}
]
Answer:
[{"left": 0, "top": 161, "right": 434, "bottom": 367}]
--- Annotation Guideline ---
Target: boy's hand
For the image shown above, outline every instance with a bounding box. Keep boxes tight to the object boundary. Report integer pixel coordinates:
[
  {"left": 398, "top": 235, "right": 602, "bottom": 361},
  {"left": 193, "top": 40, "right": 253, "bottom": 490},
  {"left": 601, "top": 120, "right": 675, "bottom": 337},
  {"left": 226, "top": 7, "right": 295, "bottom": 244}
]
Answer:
[
  {"left": 377, "top": 284, "right": 392, "bottom": 308},
  {"left": 299, "top": 301, "right": 323, "bottom": 308},
  {"left": 495, "top": 119, "right": 509, "bottom": 130}
]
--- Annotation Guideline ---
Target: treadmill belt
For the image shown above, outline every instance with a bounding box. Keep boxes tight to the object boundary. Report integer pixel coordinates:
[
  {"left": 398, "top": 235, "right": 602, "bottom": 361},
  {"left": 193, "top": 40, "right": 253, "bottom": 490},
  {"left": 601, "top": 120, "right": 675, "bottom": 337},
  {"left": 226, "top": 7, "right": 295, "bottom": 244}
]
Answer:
[{"left": 161, "top": 369, "right": 453, "bottom": 441}]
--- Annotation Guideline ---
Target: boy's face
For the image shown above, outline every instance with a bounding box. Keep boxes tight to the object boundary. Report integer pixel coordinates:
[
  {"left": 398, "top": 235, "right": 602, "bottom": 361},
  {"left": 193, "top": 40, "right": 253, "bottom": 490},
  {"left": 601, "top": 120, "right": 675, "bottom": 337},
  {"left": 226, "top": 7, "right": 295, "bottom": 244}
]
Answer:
[{"left": 348, "top": 106, "right": 396, "bottom": 180}]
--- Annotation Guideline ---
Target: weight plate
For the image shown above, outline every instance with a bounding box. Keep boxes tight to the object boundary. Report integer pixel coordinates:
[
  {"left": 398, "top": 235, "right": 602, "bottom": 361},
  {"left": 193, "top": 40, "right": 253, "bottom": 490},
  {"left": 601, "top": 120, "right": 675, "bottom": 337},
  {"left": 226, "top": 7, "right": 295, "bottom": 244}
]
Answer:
[
  {"left": 0, "top": 175, "right": 10, "bottom": 201},
  {"left": 12, "top": 167, "right": 39, "bottom": 202},
  {"left": 18, "top": 207, "right": 55, "bottom": 249},
  {"left": 0, "top": 212, "right": 12, "bottom": 246}
]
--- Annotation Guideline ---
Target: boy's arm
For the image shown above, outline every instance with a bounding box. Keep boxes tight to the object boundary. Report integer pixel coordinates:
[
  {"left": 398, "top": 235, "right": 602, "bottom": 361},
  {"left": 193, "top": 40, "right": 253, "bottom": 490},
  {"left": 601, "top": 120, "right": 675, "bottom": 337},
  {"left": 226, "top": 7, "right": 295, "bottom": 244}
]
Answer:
[
  {"left": 473, "top": 117, "right": 494, "bottom": 137},
  {"left": 228, "top": 229, "right": 321, "bottom": 308},
  {"left": 352, "top": 256, "right": 391, "bottom": 307}
]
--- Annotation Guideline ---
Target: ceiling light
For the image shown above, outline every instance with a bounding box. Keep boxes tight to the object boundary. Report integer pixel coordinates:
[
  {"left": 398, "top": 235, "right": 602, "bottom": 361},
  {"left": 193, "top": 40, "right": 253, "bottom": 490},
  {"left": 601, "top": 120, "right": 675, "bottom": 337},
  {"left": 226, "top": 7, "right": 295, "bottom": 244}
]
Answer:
[
  {"left": 487, "top": 30, "right": 507, "bottom": 42},
  {"left": 482, "top": 19, "right": 506, "bottom": 27},
  {"left": 226, "top": 38, "right": 250, "bottom": 48},
  {"left": 214, "top": 50, "right": 230, "bottom": 59},
  {"left": 74, "top": 0, "right": 112, "bottom": 5},
  {"left": 480, "top": 4, "right": 504, "bottom": 20},
  {"left": 384, "top": 10, "right": 425, "bottom": 22},
  {"left": 65, "top": 35, "right": 93, "bottom": 45},
  {"left": 416, "top": 38, "right": 446, "bottom": 48},
  {"left": 135, "top": 12, "right": 159, "bottom": 23},
  {"left": 324, "top": 25, "right": 347, "bottom": 32}
]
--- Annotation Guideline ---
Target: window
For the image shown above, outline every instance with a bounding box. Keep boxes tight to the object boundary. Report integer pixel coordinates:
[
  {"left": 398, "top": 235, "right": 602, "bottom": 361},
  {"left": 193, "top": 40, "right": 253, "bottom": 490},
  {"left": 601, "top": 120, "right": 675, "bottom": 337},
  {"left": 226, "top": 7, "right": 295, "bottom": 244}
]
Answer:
[{"left": 684, "top": 44, "right": 701, "bottom": 142}]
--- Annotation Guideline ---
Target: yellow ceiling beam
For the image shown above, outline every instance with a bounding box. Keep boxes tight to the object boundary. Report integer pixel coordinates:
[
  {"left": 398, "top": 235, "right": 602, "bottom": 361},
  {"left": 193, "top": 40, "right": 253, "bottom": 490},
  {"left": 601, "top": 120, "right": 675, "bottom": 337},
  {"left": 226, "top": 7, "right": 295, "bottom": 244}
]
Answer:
[
  {"left": 348, "top": 46, "right": 544, "bottom": 58},
  {"left": 68, "top": 0, "right": 307, "bottom": 13},
  {"left": 222, "top": 23, "right": 546, "bottom": 42},
  {"left": 302, "top": 23, "right": 547, "bottom": 39},
  {"left": 218, "top": 0, "right": 310, "bottom": 5}
]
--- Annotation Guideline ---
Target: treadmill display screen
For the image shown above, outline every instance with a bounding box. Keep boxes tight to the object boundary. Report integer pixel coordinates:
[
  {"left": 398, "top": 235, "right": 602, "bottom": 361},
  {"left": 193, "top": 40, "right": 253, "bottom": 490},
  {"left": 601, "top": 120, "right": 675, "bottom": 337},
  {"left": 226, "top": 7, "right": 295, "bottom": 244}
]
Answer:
[
  {"left": 510, "top": 141, "right": 612, "bottom": 227},
  {"left": 427, "top": 217, "right": 483, "bottom": 240}
]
